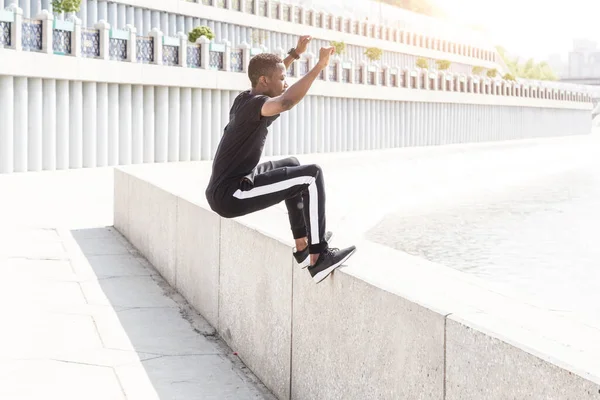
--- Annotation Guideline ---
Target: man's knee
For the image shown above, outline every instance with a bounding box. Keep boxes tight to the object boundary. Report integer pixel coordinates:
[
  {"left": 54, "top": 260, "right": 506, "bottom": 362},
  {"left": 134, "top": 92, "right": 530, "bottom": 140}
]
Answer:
[
  {"left": 306, "top": 163, "right": 323, "bottom": 178},
  {"left": 287, "top": 156, "right": 300, "bottom": 167}
]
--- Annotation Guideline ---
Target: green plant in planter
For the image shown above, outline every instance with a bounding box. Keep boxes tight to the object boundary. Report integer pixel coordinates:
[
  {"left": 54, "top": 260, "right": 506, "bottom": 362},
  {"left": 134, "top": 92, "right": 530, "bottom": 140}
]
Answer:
[
  {"left": 416, "top": 57, "right": 429, "bottom": 69},
  {"left": 52, "top": 0, "right": 82, "bottom": 14},
  {"left": 503, "top": 73, "right": 516, "bottom": 81},
  {"left": 188, "top": 26, "right": 215, "bottom": 43},
  {"left": 435, "top": 59, "right": 451, "bottom": 70},
  {"left": 486, "top": 68, "right": 498, "bottom": 78},
  {"left": 330, "top": 41, "right": 346, "bottom": 55},
  {"left": 364, "top": 47, "right": 382, "bottom": 62},
  {"left": 472, "top": 66, "right": 484, "bottom": 75}
]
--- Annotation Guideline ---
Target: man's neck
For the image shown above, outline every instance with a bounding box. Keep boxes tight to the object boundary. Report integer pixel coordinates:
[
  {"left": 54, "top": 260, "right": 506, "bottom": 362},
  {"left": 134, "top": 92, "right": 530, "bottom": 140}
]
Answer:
[{"left": 250, "top": 87, "right": 269, "bottom": 97}]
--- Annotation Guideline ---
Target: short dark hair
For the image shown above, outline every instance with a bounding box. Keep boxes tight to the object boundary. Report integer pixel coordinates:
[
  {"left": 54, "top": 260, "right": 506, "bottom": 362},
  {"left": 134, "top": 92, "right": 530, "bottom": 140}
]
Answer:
[{"left": 248, "top": 53, "right": 283, "bottom": 87}]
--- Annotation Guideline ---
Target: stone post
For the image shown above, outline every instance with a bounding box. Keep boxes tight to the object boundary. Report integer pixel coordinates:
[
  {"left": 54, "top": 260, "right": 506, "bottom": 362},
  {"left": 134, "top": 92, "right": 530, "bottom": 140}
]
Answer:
[
  {"left": 68, "top": 15, "right": 82, "bottom": 57},
  {"left": 4, "top": 4, "right": 22, "bottom": 51},
  {"left": 178, "top": 31, "right": 187, "bottom": 67},
  {"left": 198, "top": 35, "right": 210, "bottom": 69},
  {"left": 95, "top": 20, "right": 110, "bottom": 60},
  {"left": 126, "top": 24, "right": 136, "bottom": 63},
  {"left": 36, "top": 9, "right": 53, "bottom": 55},
  {"left": 148, "top": 27, "right": 162, "bottom": 65}
]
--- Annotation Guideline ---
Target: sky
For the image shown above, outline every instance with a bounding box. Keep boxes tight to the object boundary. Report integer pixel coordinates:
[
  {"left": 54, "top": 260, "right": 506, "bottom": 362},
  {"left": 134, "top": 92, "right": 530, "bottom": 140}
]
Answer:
[
  {"left": 431, "top": 0, "right": 600, "bottom": 61},
  {"left": 300, "top": 0, "right": 600, "bottom": 62}
]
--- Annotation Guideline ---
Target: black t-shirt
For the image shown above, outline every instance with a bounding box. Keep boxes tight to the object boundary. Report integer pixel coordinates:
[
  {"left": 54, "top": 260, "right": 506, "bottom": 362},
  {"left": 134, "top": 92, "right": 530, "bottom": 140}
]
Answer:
[{"left": 206, "top": 90, "right": 280, "bottom": 194}]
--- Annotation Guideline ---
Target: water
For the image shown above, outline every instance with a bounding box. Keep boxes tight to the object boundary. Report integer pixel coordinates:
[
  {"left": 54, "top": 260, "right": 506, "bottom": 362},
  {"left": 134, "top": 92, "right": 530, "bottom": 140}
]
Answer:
[{"left": 367, "top": 144, "right": 600, "bottom": 326}]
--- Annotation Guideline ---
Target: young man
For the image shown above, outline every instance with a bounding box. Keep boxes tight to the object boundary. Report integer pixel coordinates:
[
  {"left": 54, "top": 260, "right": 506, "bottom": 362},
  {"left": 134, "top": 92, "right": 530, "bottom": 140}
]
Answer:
[{"left": 205, "top": 36, "right": 356, "bottom": 284}]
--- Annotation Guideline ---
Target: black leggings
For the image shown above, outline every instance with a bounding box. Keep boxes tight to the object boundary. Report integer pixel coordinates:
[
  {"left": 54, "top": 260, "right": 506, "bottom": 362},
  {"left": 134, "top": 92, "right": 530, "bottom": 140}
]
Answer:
[{"left": 221, "top": 157, "right": 327, "bottom": 255}]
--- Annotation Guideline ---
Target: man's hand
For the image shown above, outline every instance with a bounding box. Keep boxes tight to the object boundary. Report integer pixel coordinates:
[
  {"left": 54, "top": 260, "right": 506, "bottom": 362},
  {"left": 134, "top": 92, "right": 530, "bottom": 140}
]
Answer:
[
  {"left": 317, "top": 46, "right": 335, "bottom": 69},
  {"left": 295, "top": 35, "right": 312, "bottom": 55}
]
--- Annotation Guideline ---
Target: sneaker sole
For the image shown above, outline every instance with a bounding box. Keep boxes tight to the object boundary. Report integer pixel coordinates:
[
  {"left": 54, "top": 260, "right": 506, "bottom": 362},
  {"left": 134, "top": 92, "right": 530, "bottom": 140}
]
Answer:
[
  {"left": 297, "top": 233, "right": 334, "bottom": 269},
  {"left": 312, "top": 247, "right": 357, "bottom": 284}
]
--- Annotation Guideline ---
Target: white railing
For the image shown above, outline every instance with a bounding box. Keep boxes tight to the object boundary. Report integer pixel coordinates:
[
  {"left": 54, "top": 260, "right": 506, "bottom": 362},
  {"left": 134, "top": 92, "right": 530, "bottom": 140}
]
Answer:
[{"left": 0, "top": 6, "right": 593, "bottom": 103}]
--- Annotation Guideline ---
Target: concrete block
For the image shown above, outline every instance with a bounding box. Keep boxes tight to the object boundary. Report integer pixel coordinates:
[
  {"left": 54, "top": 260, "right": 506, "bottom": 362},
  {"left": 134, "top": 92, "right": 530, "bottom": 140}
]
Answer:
[
  {"left": 175, "top": 198, "right": 220, "bottom": 328},
  {"left": 218, "top": 218, "right": 293, "bottom": 400},
  {"left": 113, "top": 168, "right": 130, "bottom": 238},
  {"left": 145, "top": 183, "right": 178, "bottom": 287},
  {"left": 291, "top": 268, "right": 445, "bottom": 400},
  {"left": 445, "top": 318, "right": 600, "bottom": 400},
  {"left": 126, "top": 174, "right": 151, "bottom": 260}
]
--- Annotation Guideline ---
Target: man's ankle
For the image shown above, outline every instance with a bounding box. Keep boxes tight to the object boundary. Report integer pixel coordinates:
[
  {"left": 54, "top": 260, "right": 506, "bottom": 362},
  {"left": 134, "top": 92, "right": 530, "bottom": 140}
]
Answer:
[{"left": 295, "top": 237, "right": 308, "bottom": 252}]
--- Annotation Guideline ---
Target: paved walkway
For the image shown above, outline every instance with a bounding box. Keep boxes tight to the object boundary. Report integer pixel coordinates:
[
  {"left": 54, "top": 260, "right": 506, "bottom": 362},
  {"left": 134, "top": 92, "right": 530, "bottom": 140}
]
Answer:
[{"left": 0, "top": 169, "right": 275, "bottom": 400}]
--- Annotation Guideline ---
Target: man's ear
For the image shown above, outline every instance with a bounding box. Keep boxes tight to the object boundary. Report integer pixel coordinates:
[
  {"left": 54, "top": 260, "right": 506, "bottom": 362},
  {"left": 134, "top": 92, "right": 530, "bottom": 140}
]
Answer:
[{"left": 259, "top": 75, "right": 269, "bottom": 86}]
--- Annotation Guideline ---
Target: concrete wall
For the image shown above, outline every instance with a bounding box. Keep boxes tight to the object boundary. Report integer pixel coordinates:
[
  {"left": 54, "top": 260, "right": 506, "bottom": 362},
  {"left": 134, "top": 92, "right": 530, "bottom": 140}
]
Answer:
[
  {"left": 113, "top": 163, "right": 600, "bottom": 400},
  {"left": 0, "top": 41, "right": 593, "bottom": 174}
]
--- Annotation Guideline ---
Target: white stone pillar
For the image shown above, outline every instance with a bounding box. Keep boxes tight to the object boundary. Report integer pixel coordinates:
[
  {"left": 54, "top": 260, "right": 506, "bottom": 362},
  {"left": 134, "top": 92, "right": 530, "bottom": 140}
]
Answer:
[
  {"left": 69, "top": 80, "right": 83, "bottom": 168},
  {"left": 191, "top": 88, "right": 202, "bottom": 161},
  {"left": 126, "top": 24, "right": 136, "bottom": 62},
  {"left": 70, "top": 15, "right": 82, "bottom": 57},
  {"left": 160, "top": 11, "right": 167, "bottom": 34},
  {"left": 210, "top": 90, "right": 220, "bottom": 158},
  {"left": 126, "top": 5, "right": 134, "bottom": 27},
  {"left": 96, "top": 82, "right": 108, "bottom": 167},
  {"left": 180, "top": 87, "right": 192, "bottom": 162},
  {"left": 36, "top": 9, "right": 53, "bottom": 54},
  {"left": 79, "top": 0, "right": 86, "bottom": 27},
  {"left": 95, "top": 20, "right": 110, "bottom": 60},
  {"left": 142, "top": 9, "right": 151, "bottom": 35},
  {"left": 82, "top": 81, "right": 96, "bottom": 167},
  {"left": 178, "top": 32, "right": 187, "bottom": 67},
  {"left": 201, "top": 89, "right": 211, "bottom": 160},
  {"left": 168, "top": 87, "right": 180, "bottom": 162},
  {"left": 240, "top": 41, "right": 251, "bottom": 72},
  {"left": 27, "top": 78, "right": 42, "bottom": 171},
  {"left": 0, "top": 76, "right": 13, "bottom": 173},
  {"left": 198, "top": 36, "right": 210, "bottom": 69},
  {"left": 119, "top": 84, "right": 132, "bottom": 165},
  {"left": 149, "top": 28, "right": 163, "bottom": 65},
  {"left": 132, "top": 84, "right": 143, "bottom": 164},
  {"left": 42, "top": 79, "right": 56, "bottom": 170},
  {"left": 143, "top": 86, "right": 154, "bottom": 163},
  {"left": 20, "top": 0, "right": 30, "bottom": 19},
  {"left": 154, "top": 86, "right": 168, "bottom": 162},
  {"left": 98, "top": 0, "right": 107, "bottom": 22},
  {"left": 117, "top": 3, "right": 125, "bottom": 29},
  {"left": 222, "top": 40, "right": 232, "bottom": 72},
  {"left": 88, "top": 0, "right": 97, "bottom": 28},
  {"left": 6, "top": 5, "right": 23, "bottom": 51},
  {"left": 12, "top": 77, "right": 27, "bottom": 172},
  {"left": 108, "top": 2, "right": 117, "bottom": 27},
  {"left": 107, "top": 83, "right": 118, "bottom": 166}
]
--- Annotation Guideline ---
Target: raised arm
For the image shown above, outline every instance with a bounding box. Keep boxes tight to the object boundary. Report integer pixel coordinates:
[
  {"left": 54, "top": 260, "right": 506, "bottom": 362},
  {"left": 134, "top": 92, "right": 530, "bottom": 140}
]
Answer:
[
  {"left": 283, "top": 35, "right": 311, "bottom": 69},
  {"left": 262, "top": 46, "right": 335, "bottom": 117}
]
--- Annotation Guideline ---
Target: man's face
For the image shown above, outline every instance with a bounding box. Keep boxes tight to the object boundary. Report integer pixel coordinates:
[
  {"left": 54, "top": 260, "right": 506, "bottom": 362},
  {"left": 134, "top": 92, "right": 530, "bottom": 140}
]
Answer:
[{"left": 264, "top": 63, "right": 288, "bottom": 97}]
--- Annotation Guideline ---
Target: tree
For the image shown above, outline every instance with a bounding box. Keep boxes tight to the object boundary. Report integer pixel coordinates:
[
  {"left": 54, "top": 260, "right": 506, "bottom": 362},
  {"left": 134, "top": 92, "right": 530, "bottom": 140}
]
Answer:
[{"left": 495, "top": 46, "right": 558, "bottom": 81}]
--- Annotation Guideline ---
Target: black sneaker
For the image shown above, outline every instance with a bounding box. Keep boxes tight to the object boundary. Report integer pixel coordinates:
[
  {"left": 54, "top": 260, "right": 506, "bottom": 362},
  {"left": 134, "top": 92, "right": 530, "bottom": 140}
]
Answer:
[
  {"left": 293, "top": 231, "right": 333, "bottom": 268},
  {"left": 308, "top": 246, "right": 357, "bottom": 284}
]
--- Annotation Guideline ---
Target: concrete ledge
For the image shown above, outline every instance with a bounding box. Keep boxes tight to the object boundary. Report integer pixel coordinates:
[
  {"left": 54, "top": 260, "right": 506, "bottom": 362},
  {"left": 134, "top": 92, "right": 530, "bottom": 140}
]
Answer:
[{"left": 114, "top": 137, "right": 600, "bottom": 399}]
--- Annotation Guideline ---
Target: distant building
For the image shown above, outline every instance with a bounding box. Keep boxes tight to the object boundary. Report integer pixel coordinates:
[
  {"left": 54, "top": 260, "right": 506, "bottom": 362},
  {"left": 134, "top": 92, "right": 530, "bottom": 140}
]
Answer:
[{"left": 563, "top": 39, "right": 600, "bottom": 80}]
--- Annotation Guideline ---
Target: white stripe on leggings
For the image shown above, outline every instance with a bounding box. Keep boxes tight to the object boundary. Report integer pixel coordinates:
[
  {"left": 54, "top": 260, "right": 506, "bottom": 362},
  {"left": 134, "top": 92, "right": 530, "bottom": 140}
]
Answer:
[{"left": 232, "top": 175, "right": 320, "bottom": 246}]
